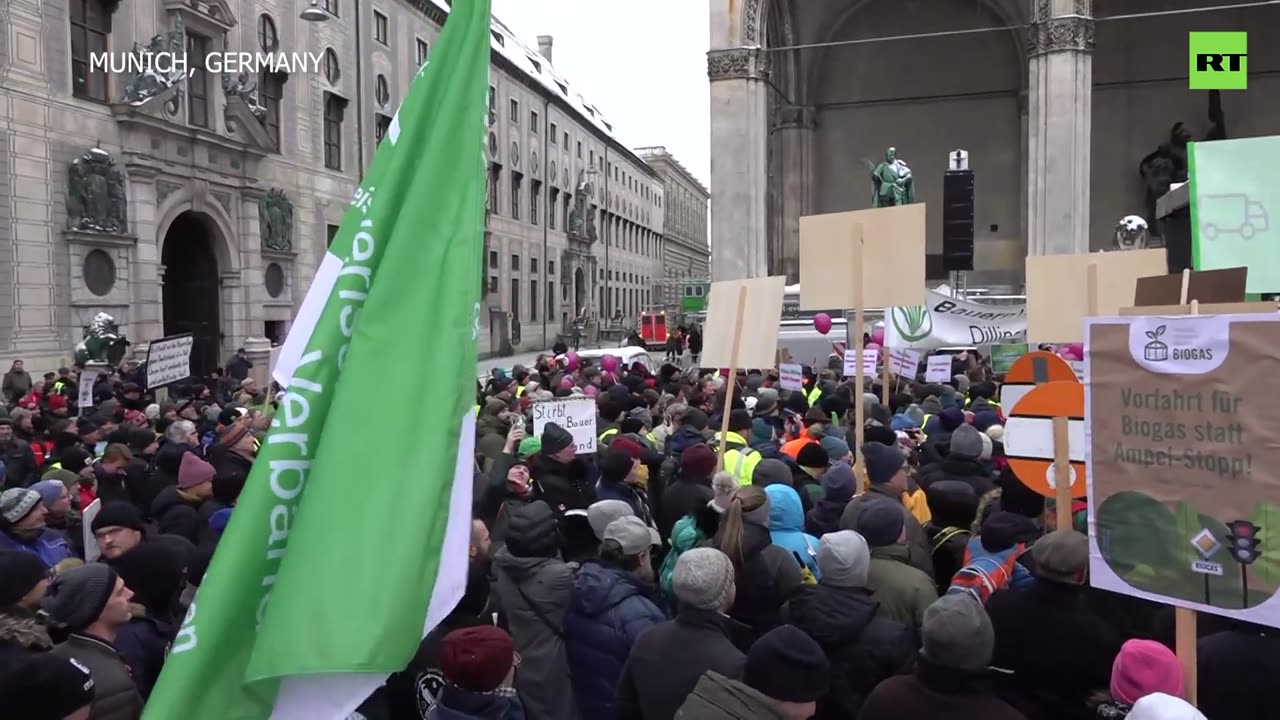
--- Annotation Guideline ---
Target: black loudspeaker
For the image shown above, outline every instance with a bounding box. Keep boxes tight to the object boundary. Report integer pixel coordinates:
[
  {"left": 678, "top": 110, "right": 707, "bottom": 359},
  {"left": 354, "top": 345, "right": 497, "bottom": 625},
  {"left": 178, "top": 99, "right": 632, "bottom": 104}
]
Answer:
[{"left": 942, "top": 170, "right": 975, "bottom": 272}]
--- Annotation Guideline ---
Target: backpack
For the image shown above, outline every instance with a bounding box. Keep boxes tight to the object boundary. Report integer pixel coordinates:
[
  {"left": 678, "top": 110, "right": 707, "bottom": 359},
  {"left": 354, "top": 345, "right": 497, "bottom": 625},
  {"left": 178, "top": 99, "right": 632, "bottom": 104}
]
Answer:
[
  {"left": 931, "top": 526, "right": 971, "bottom": 554},
  {"left": 947, "top": 541, "right": 1027, "bottom": 605}
]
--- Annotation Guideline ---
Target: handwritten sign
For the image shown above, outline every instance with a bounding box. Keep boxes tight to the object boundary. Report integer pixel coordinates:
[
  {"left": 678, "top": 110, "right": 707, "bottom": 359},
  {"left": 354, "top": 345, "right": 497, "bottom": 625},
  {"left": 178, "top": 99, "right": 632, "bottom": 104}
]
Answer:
[
  {"left": 146, "top": 334, "right": 195, "bottom": 389},
  {"left": 78, "top": 370, "right": 98, "bottom": 408},
  {"left": 82, "top": 498, "right": 101, "bottom": 563},
  {"left": 531, "top": 397, "right": 597, "bottom": 455},
  {"left": 925, "top": 354, "right": 953, "bottom": 383},
  {"left": 843, "top": 349, "right": 878, "bottom": 377},
  {"left": 779, "top": 363, "right": 804, "bottom": 391},
  {"left": 887, "top": 348, "right": 921, "bottom": 378}
]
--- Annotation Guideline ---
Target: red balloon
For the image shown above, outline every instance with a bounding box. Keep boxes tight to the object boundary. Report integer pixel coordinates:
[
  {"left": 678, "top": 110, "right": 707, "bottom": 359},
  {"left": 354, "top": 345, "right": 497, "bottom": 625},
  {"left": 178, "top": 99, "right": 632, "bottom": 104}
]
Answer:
[
  {"left": 564, "top": 352, "right": 580, "bottom": 372},
  {"left": 601, "top": 354, "right": 619, "bottom": 373},
  {"left": 871, "top": 327, "right": 885, "bottom": 346},
  {"left": 813, "top": 312, "right": 832, "bottom": 335}
]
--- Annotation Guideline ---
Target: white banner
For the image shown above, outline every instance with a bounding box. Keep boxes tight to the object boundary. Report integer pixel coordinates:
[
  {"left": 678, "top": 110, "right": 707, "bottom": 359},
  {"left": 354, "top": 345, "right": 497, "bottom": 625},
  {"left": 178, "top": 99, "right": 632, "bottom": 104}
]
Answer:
[
  {"left": 843, "top": 348, "right": 878, "bottom": 377},
  {"left": 778, "top": 363, "right": 804, "bottom": 391},
  {"left": 884, "top": 289, "right": 1026, "bottom": 349},
  {"left": 531, "top": 397, "right": 597, "bottom": 455},
  {"left": 887, "top": 348, "right": 921, "bottom": 378},
  {"left": 925, "top": 355, "right": 953, "bottom": 383},
  {"left": 146, "top": 334, "right": 195, "bottom": 389},
  {"left": 78, "top": 370, "right": 98, "bottom": 408}
]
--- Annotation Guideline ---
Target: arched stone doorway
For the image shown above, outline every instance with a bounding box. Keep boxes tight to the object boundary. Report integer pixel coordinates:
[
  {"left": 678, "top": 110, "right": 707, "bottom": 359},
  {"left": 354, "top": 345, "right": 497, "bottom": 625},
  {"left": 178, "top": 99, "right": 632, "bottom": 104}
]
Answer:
[
  {"left": 573, "top": 267, "right": 586, "bottom": 319},
  {"left": 161, "top": 211, "right": 223, "bottom": 377}
]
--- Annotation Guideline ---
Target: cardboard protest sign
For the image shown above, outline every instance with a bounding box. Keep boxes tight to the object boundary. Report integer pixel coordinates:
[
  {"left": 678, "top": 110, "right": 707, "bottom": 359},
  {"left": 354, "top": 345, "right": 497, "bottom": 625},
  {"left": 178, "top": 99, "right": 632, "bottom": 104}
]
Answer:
[
  {"left": 1190, "top": 136, "right": 1280, "bottom": 294},
  {"left": 924, "top": 355, "right": 951, "bottom": 383},
  {"left": 146, "top": 334, "right": 195, "bottom": 389},
  {"left": 1026, "top": 249, "right": 1167, "bottom": 343},
  {"left": 798, "top": 204, "right": 926, "bottom": 310},
  {"left": 531, "top": 398, "right": 597, "bottom": 455},
  {"left": 78, "top": 370, "right": 98, "bottom": 408},
  {"left": 843, "top": 349, "right": 877, "bottom": 377},
  {"left": 82, "top": 499, "right": 101, "bottom": 563},
  {"left": 1087, "top": 313, "right": 1280, "bottom": 624},
  {"left": 702, "top": 276, "right": 787, "bottom": 370},
  {"left": 886, "top": 348, "right": 920, "bottom": 378},
  {"left": 779, "top": 364, "right": 804, "bottom": 391}
]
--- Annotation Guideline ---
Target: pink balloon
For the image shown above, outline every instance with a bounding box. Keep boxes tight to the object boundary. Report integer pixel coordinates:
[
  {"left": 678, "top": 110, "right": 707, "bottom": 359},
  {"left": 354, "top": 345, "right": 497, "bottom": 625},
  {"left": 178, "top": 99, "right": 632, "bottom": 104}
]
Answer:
[
  {"left": 719, "top": 368, "right": 730, "bottom": 378},
  {"left": 813, "top": 312, "right": 832, "bottom": 335},
  {"left": 871, "top": 327, "right": 885, "bottom": 345},
  {"left": 866, "top": 342, "right": 881, "bottom": 353},
  {"left": 1059, "top": 350, "right": 1081, "bottom": 362},
  {"left": 559, "top": 376, "right": 575, "bottom": 389},
  {"left": 584, "top": 385, "right": 599, "bottom": 397},
  {"left": 1059, "top": 342, "right": 1084, "bottom": 358},
  {"left": 600, "top": 354, "right": 619, "bottom": 373},
  {"left": 564, "top": 352, "right": 579, "bottom": 372}
]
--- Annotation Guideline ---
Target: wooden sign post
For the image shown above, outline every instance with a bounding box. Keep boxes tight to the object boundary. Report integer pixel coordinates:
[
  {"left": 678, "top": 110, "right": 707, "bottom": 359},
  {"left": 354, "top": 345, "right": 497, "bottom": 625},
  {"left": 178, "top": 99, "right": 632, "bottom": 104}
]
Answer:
[
  {"left": 851, "top": 225, "right": 867, "bottom": 481},
  {"left": 717, "top": 285, "right": 749, "bottom": 472}
]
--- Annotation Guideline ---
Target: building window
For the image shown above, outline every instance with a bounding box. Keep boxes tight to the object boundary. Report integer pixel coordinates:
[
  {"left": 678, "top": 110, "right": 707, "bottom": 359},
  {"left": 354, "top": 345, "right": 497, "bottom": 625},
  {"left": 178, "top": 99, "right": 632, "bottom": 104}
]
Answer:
[
  {"left": 547, "top": 281, "right": 555, "bottom": 318},
  {"left": 375, "top": 75, "right": 390, "bottom": 107},
  {"left": 323, "top": 92, "right": 346, "bottom": 170},
  {"left": 258, "top": 14, "right": 278, "bottom": 52},
  {"left": 70, "top": 0, "right": 112, "bottom": 103},
  {"left": 184, "top": 34, "right": 212, "bottom": 127},
  {"left": 324, "top": 48, "right": 341, "bottom": 84},
  {"left": 323, "top": 0, "right": 339, "bottom": 15},
  {"left": 511, "top": 254, "right": 520, "bottom": 272},
  {"left": 563, "top": 131, "right": 569, "bottom": 150},
  {"left": 576, "top": 141, "right": 582, "bottom": 159},
  {"left": 549, "top": 122, "right": 558, "bottom": 145},
  {"left": 589, "top": 149, "right": 594, "bottom": 166},
  {"left": 510, "top": 278, "right": 520, "bottom": 319},
  {"left": 510, "top": 173, "right": 522, "bottom": 220},
  {"left": 487, "top": 164, "right": 500, "bottom": 215},
  {"left": 530, "top": 281, "right": 538, "bottom": 322},
  {"left": 549, "top": 260, "right": 555, "bottom": 275},
  {"left": 530, "top": 111, "right": 539, "bottom": 133},
  {"left": 374, "top": 113, "right": 392, "bottom": 145},
  {"left": 374, "top": 10, "right": 388, "bottom": 45},
  {"left": 416, "top": 38, "right": 429, "bottom": 66},
  {"left": 488, "top": 276, "right": 498, "bottom": 293},
  {"left": 509, "top": 98, "right": 519, "bottom": 123},
  {"left": 487, "top": 85, "right": 496, "bottom": 126},
  {"left": 260, "top": 71, "right": 285, "bottom": 149},
  {"left": 530, "top": 181, "right": 541, "bottom": 226},
  {"left": 488, "top": 250, "right": 498, "bottom": 269},
  {"left": 327, "top": 224, "right": 340, "bottom": 247},
  {"left": 548, "top": 189, "right": 558, "bottom": 230}
]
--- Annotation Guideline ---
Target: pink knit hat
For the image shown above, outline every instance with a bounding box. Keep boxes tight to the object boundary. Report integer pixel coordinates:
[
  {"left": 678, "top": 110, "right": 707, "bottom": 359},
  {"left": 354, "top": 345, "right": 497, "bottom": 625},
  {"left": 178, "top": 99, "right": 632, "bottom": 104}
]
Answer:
[
  {"left": 1110, "top": 639, "right": 1184, "bottom": 706},
  {"left": 177, "top": 451, "right": 216, "bottom": 490}
]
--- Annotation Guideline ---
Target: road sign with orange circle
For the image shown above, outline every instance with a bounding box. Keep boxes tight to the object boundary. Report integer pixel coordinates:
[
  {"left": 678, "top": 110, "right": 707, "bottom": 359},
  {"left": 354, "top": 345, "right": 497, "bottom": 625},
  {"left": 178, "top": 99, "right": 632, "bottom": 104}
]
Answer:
[
  {"left": 999, "top": 350, "right": 1079, "bottom": 413},
  {"left": 1004, "top": 380, "right": 1086, "bottom": 499}
]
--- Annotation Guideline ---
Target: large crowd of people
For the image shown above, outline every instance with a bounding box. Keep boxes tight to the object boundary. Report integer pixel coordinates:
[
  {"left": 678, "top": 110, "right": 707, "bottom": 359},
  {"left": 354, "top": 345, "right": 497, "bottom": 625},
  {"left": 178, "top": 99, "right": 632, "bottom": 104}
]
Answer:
[{"left": 1, "top": 348, "right": 1275, "bottom": 719}]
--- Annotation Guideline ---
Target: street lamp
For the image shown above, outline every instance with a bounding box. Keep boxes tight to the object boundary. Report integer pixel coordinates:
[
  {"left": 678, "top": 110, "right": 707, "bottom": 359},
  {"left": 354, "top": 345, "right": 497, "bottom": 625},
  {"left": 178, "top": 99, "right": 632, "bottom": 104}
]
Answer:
[{"left": 300, "top": 0, "right": 329, "bottom": 21}]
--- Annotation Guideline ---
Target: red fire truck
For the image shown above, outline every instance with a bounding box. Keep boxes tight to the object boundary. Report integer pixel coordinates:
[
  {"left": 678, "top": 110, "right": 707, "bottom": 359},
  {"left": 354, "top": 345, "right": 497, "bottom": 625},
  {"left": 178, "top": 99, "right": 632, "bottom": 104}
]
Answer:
[{"left": 637, "top": 310, "right": 668, "bottom": 349}]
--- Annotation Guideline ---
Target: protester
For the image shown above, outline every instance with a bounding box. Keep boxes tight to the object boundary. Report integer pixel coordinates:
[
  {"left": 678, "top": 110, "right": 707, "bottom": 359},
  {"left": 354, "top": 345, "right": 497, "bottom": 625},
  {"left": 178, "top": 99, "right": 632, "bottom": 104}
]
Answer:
[
  {"left": 675, "top": 624, "right": 830, "bottom": 720},
  {"left": 43, "top": 563, "right": 144, "bottom": 720},
  {"left": 921, "top": 480, "right": 979, "bottom": 592},
  {"left": 1197, "top": 619, "right": 1280, "bottom": 719},
  {"left": 1090, "top": 638, "right": 1183, "bottom": 717},
  {"left": 107, "top": 543, "right": 186, "bottom": 699},
  {"left": 90, "top": 503, "right": 146, "bottom": 561},
  {"left": 851, "top": 498, "right": 937, "bottom": 638},
  {"left": 427, "top": 626, "right": 524, "bottom": 720},
  {"left": 656, "top": 444, "right": 716, "bottom": 543},
  {"left": 148, "top": 451, "right": 216, "bottom": 543},
  {"left": 787, "top": 530, "right": 913, "bottom": 719},
  {"left": 565, "top": 516, "right": 665, "bottom": 718},
  {"left": 841, "top": 442, "right": 933, "bottom": 577},
  {"left": 803, "top": 461, "right": 854, "bottom": 537},
  {"left": 0, "top": 487, "right": 72, "bottom": 566},
  {"left": 529, "top": 423, "right": 596, "bottom": 514},
  {"left": 1125, "top": 693, "right": 1207, "bottom": 720},
  {"left": 763, "top": 484, "right": 820, "bottom": 579},
  {"left": 859, "top": 594, "right": 1026, "bottom": 720},
  {"left": 0, "top": 416, "right": 38, "bottom": 487},
  {"left": 618, "top": 548, "right": 743, "bottom": 720}
]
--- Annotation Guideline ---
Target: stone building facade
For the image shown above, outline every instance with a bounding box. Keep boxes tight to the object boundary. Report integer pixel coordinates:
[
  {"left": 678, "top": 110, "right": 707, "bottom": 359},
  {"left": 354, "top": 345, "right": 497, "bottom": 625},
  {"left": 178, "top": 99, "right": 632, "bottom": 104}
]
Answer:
[
  {"left": 708, "top": 0, "right": 1280, "bottom": 288},
  {"left": 636, "top": 146, "right": 709, "bottom": 299},
  {"left": 0, "top": 0, "right": 664, "bottom": 375}
]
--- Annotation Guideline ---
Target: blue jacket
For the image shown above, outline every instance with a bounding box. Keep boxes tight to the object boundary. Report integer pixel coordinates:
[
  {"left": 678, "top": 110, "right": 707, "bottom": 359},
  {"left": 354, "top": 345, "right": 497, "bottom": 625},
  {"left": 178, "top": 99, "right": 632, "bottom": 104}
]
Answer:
[
  {"left": 765, "top": 484, "right": 821, "bottom": 579},
  {"left": 428, "top": 686, "right": 525, "bottom": 720},
  {"left": 564, "top": 561, "right": 666, "bottom": 719},
  {"left": 0, "top": 528, "right": 72, "bottom": 567}
]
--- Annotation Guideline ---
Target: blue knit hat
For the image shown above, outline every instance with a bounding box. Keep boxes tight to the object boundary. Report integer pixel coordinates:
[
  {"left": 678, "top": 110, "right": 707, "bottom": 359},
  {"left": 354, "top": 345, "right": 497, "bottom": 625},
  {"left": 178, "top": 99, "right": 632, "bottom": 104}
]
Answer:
[{"left": 29, "top": 479, "right": 65, "bottom": 510}]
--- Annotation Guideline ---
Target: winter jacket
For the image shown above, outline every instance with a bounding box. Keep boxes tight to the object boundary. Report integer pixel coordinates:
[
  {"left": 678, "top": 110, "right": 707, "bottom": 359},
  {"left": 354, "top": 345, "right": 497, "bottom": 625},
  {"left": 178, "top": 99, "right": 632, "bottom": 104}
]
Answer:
[
  {"left": 113, "top": 611, "right": 175, "bottom": 699},
  {"left": 840, "top": 483, "right": 934, "bottom": 578},
  {"left": 148, "top": 442, "right": 190, "bottom": 503},
  {"left": 858, "top": 656, "right": 1026, "bottom": 720},
  {"left": 0, "top": 527, "right": 72, "bottom": 567},
  {"left": 674, "top": 671, "right": 788, "bottom": 720},
  {"left": 0, "top": 609, "right": 93, "bottom": 717},
  {"left": 52, "top": 632, "right": 144, "bottom": 720},
  {"left": 208, "top": 446, "right": 254, "bottom": 494},
  {"left": 617, "top": 607, "right": 746, "bottom": 720},
  {"left": 865, "top": 544, "right": 938, "bottom": 640},
  {"left": 428, "top": 686, "right": 525, "bottom": 720},
  {"left": 563, "top": 561, "right": 666, "bottom": 720},
  {"left": 123, "top": 456, "right": 164, "bottom": 518},
  {"left": 657, "top": 476, "right": 713, "bottom": 545},
  {"left": 986, "top": 580, "right": 1123, "bottom": 720},
  {"left": 659, "top": 514, "right": 707, "bottom": 612},
  {"left": 1197, "top": 628, "right": 1280, "bottom": 720},
  {"left": 787, "top": 583, "right": 914, "bottom": 719},
  {"left": 924, "top": 522, "right": 972, "bottom": 592},
  {"left": 0, "top": 439, "right": 38, "bottom": 487},
  {"left": 149, "top": 485, "right": 202, "bottom": 544},
  {"left": 706, "top": 511, "right": 803, "bottom": 645},
  {"left": 804, "top": 463, "right": 854, "bottom": 537},
  {"left": 528, "top": 454, "right": 597, "bottom": 514},
  {"left": 763, "top": 485, "right": 820, "bottom": 579},
  {"left": 490, "top": 549, "right": 577, "bottom": 720}
]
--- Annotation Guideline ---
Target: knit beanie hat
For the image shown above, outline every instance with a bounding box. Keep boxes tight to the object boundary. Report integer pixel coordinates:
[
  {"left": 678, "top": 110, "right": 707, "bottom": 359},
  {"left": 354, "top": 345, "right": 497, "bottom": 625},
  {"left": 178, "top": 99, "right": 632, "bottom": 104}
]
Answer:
[
  {"left": 41, "top": 468, "right": 80, "bottom": 488},
  {"left": 978, "top": 431, "right": 993, "bottom": 461},
  {"left": 950, "top": 424, "right": 985, "bottom": 460},
  {"left": 922, "top": 594, "right": 994, "bottom": 671},
  {"left": 673, "top": 547, "right": 735, "bottom": 611},
  {"left": 820, "top": 435, "right": 850, "bottom": 463},
  {"left": 42, "top": 563, "right": 118, "bottom": 633},
  {"left": 108, "top": 542, "right": 187, "bottom": 615},
  {"left": 587, "top": 499, "right": 635, "bottom": 540},
  {"left": 743, "top": 625, "right": 831, "bottom": 703},
  {"left": 1126, "top": 693, "right": 1207, "bottom": 720},
  {"left": 90, "top": 502, "right": 146, "bottom": 535},
  {"left": 516, "top": 437, "right": 541, "bottom": 460},
  {"left": 861, "top": 442, "right": 905, "bottom": 485},
  {"left": 751, "top": 458, "right": 791, "bottom": 488},
  {"left": 750, "top": 418, "right": 774, "bottom": 446},
  {"left": 440, "top": 626, "right": 517, "bottom": 693},
  {"left": 599, "top": 446, "right": 637, "bottom": 485},
  {"left": 938, "top": 407, "right": 966, "bottom": 431},
  {"left": 1111, "top": 639, "right": 1184, "bottom": 706},
  {"left": 727, "top": 409, "right": 753, "bottom": 433},
  {"left": 0, "top": 487, "right": 41, "bottom": 525},
  {"left": 817, "top": 530, "right": 869, "bottom": 588},
  {"left": 853, "top": 498, "right": 905, "bottom": 547},
  {"left": 177, "top": 452, "right": 216, "bottom": 490},
  {"left": 681, "top": 444, "right": 718, "bottom": 480},
  {"left": 540, "top": 422, "right": 574, "bottom": 456},
  {"left": 819, "top": 462, "right": 856, "bottom": 504},
  {"left": 795, "top": 442, "right": 829, "bottom": 470},
  {"left": 29, "top": 480, "right": 66, "bottom": 511},
  {"left": 0, "top": 550, "right": 50, "bottom": 606},
  {"left": 709, "top": 471, "right": 737, "bottom": 513}
]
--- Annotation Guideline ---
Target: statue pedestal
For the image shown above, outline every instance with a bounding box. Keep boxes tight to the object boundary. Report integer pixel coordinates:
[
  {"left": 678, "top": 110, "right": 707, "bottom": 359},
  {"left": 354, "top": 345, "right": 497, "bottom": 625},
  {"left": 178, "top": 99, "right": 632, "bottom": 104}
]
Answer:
[
  {"left": 1156, "top": 182, "right": 1191, "bottom": 274},
  {"left": 242, "top": 337, "right": 273, "bottom": 388}
]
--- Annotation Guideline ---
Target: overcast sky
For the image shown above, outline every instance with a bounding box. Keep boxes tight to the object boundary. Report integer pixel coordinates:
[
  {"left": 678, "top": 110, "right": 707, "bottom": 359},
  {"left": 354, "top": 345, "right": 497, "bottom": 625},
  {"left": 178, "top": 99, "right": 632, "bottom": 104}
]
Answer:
[{"left": 490, "top": 0, "right": 710, "bottom": 188}]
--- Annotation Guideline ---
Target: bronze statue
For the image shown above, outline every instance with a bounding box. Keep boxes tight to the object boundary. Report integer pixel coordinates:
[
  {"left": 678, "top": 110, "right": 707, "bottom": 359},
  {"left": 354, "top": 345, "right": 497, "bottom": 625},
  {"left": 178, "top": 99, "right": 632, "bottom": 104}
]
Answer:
[
  {"left": 259, "top": 189, "right": 294, "bottom": 252},
  {"left": 67, "top": 147, "right": 128, "bottom": 234},
  {"left": 122, "top": 14, "right": 187, "bottom": 106},
  {"left": 866, "top": 147, "right": 916, "bottom": 207},
  {"left": 74, "top": 312, "right": 130, "bottom": 367}
]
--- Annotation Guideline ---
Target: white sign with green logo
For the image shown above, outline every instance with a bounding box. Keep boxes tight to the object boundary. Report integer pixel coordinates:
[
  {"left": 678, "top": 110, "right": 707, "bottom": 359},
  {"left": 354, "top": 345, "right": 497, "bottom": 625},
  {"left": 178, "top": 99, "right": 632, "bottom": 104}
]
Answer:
[
  {"left": 884, "top": 288, "right": 1027, "bottom": 349},
  {"left": 1190, "top": 136, "right": 1280, "bottom": 294}
]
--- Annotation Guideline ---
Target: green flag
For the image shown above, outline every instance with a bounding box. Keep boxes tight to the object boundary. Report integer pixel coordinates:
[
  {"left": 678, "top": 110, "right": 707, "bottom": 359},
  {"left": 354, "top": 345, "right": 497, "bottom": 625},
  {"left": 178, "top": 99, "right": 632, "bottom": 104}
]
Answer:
[{"left": 143, "top": 0, "right": 490, "bottom": 716}]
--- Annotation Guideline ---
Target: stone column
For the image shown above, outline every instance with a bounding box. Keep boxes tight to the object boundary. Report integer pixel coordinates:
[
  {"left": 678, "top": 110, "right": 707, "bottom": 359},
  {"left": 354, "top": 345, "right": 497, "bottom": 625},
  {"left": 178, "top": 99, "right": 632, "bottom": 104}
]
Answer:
[
  {"left": 1026, "top": 0, "right": 1094, "bottom": 257},
  {"left": 708, "top": 46, "right": 770, "bottom": 281},
  {"left": 774, "top": 105, "right": 814, "bottom": 284}
]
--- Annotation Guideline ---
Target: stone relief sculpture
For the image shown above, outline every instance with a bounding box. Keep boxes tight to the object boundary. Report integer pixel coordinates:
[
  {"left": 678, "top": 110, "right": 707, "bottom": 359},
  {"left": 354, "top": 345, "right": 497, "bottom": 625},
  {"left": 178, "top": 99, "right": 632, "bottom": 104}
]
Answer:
[
  {"left": 259, "top": 189, "right": 294, "bottom": 252},
  {"left": 74, "top": 312, "right": 130, "bottom": 367},
  {"left": 866, "top": 147, "right": 916, "bottom": 207},
  {"left": 222, "top": 71, "right": 268, "bottom": 121},
  {"left": 1138, "top": 90, "right": 1227, "bottom": 234},
  {"left": 67, "top": 147, "right": 128, "bottom": 234},
  {"left": 567, "top": 171, "right": 593, "bottom": 242},
  {"left": 122, "top": 15, "right": 187, "bottom": 106}
]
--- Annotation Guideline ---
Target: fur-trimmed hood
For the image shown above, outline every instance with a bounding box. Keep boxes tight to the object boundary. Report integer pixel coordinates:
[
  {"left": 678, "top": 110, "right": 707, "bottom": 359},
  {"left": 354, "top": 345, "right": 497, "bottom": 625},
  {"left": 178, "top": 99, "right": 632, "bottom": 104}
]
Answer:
[{"left": 0, "top": 607, "right": 53, "bottom": 650}]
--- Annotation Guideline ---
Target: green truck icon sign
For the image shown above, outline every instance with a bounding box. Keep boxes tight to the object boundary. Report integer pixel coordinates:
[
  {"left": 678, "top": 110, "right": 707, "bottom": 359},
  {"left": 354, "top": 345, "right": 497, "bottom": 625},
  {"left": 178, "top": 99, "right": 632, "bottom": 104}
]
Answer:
[{"left": 1200, "top": 193, "right": 1270, "bottom": 240}]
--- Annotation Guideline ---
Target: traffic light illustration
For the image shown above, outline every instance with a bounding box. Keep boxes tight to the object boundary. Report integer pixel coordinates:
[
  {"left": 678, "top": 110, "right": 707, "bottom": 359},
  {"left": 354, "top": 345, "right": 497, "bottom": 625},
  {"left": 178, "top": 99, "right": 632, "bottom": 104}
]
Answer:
[{"left": 1226, "top": 520, "right": 1262, "bottom": 565}]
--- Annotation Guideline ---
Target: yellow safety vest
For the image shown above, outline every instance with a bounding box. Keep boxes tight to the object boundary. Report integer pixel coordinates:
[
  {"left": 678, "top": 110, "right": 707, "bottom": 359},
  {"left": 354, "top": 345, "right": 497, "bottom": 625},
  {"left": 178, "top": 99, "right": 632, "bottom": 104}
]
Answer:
[
  {"left": 51, "top": 380, "right": 68, "bottom": 394},
  {"left": 964, "top": 397, "right": 1002, "bottom": 411},
  {"left": 714, "top": 431, "right": 761, "bottom": 486},
  {"left": 805, "top": 386, "right": 822, "bottom": 408},
  {"left": 515, "top": 386, "right": 525, "bottom": 399},
  {"left": 599, "top": 427, "right": 619, "bottom": 444},
  {"left": 645, "top": 431, "right": 658, "bottom": 447}
]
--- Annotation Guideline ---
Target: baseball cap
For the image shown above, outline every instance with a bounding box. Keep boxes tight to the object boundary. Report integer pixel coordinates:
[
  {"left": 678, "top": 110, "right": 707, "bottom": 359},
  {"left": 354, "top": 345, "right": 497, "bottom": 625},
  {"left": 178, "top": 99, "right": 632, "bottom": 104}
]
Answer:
[{"left": 602, "top": 515, "right": 660, "bottom": 555}]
